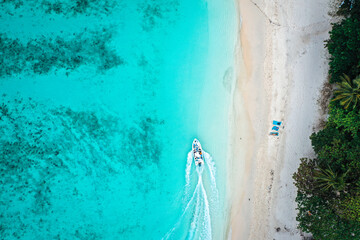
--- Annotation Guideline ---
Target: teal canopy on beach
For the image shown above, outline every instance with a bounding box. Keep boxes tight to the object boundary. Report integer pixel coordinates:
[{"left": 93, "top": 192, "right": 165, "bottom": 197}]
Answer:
[
  {"left": 273, "top": 120, "right": 282, "bottom": 126},
  {"left": 272, "top": 126, "right": 279, "bottom": 131}
]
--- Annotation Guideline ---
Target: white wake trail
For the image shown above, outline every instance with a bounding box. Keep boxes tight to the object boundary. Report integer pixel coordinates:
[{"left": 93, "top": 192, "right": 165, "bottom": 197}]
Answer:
[
  {"left": 162, "top": 150, "right": 217, "bottom": 240},
  {"left": 187, "top": 177, "right": 202, "bottom": 239},
  {"left": 200, "top": 179, "right": 212, "bottom": 240},
  {"left": 204, "top": 151, "right": 217, "bottom": 189},
  {"left": 204, "top": 151, "right": 219, "bottom": 209},
  {"left": 163, "top": 178, "right": 201, "bottom": 240},
  {"left": 184, "top": 151, "right": 193, "bottom": 199}
]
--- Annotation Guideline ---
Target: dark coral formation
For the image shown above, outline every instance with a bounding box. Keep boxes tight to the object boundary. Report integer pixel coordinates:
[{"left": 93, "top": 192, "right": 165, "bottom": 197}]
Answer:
[
  {"left": 0, "top": 97, "right": 162, "bottom": 175},
  {"left": 0, "top": 97, "right": 163, "bottom": 238},
  {"left": 0, "top": 0, "right": 117, "bottom": 17},
  {"left": 0, "top": 29, "right": 124, "bottom": 77},
  {"left": 138, "top": 0, "right": 179, "bottom": 31},
  {"left": 120, "top": 117, "right": 164, "bottom": 169},
  {"left": 0, "top": 98, "right": 120, "bottom": 193},
  {"left": 42, "top": 0, "right": 117, "bottom": 16}
]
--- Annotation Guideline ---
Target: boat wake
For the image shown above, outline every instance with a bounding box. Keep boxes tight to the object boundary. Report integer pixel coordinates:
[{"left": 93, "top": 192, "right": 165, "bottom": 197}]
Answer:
[{"left": 163, "top": 151, "right": 219, "bottom": 240}]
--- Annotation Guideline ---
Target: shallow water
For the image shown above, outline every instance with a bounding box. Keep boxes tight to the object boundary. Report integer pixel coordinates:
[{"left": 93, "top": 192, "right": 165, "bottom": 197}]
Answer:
[{"left": 0, "top": 0, "right": 236, "bottom": 239}]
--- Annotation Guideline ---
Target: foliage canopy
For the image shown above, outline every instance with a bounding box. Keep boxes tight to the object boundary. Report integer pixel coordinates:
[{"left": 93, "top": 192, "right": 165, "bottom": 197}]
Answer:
[
  {"left": 326, "top": 17, "right": 360, "bottom": 83},
  {"left": 332, "top": 74, "right": 360, "bottom": 109}
]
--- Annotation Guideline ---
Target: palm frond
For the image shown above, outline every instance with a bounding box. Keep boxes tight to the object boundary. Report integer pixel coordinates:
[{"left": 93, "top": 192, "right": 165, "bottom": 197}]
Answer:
[
  {"left": 353, "top": 95, "right": 358, "bottom": 109},
  {"left": 314, "top": 166, "right": 348, "bottom": 192},
  {"left": 332, "top": 74, "right": 360, "bottom": 109}
]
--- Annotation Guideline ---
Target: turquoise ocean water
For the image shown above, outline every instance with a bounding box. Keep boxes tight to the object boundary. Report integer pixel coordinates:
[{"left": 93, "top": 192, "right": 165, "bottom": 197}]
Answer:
[{"left": 0, "top": 0, "right": 236, "bottom": 239}]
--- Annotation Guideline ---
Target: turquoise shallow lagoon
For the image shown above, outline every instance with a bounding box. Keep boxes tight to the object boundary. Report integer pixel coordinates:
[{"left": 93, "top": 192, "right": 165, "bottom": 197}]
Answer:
[{"left": 0, "top": 0, "right": 236, "bottom": 239}]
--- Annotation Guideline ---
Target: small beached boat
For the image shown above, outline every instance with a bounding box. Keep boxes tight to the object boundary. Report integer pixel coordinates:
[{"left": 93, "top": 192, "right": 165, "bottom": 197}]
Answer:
[{"left": 192, "top": 138, "right": 204, "bottom": 167}]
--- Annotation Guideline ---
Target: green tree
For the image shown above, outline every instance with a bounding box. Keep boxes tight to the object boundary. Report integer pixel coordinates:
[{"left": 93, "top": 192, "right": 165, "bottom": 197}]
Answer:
[
  {"left": 310, "top": 122, "right": 344, "bottom": 154},
  {"left": 314, "top": 166, "right": 349, "bottom": 194},
  {"left": 339, "top": 195, "right": 360, "bottom": 222},
  {"left": 328, "top": 104, "right": 360, "bottom": 136},
  {"left": 310, "top": 103, "right": 360, "bottom": 183},
  {"left": 296, "top": 192, "right": 360, "bottom": 239},
  {"left": 326, "top": 17, "right": 360, "bottom": 83},
  {"left": 336, "top": 0, "right": 360, "bottom": 18},
  {"left": 293, "top": 158, "right": 318, "bottom": 195},
  {"left": 332, "top": 74, "right": 360, "bottom": 109}
]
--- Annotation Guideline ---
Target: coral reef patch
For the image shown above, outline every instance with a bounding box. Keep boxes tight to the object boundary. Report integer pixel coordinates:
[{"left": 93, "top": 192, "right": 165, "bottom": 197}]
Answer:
[
  {"left": 137, "top": 0, "right": 179, "bottom": 31},
  {"left": 0, "top": 0, "right": 117, "bottom": 17},
  {"left": 0, "top": 28, "right": 124, "bottom": 77},
  {"left": 0, "top": 96, "right": 163, "bottom": 238}
]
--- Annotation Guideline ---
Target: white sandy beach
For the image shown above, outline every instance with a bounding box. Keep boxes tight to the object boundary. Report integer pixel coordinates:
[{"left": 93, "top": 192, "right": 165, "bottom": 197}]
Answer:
[{"left": 228, "top": 0, "right": 333, "bottom": 239}]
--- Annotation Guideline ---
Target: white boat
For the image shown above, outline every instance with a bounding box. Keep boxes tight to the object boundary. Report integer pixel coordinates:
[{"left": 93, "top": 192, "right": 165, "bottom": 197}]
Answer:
[{"left": 192, "top": 138, "right": 204, "bottom": 167}]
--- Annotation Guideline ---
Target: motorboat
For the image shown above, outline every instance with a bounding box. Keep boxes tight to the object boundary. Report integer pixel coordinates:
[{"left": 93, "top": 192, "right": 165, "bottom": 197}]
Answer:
[{"left": 192, "top": 138, "right": 204, "bottom": 167}]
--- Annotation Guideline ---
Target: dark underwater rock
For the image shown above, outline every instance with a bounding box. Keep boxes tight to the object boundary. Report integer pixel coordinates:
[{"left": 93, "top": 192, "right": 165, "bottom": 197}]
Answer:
[
  {"left": 137, "top": 0, "right": 179, "bottom": 31},
  {"left": 0, "top": 29, "right": 124, "bottom": 77},
  {"left": 0, "top": 0, "right": 117, "bottom": 17}
]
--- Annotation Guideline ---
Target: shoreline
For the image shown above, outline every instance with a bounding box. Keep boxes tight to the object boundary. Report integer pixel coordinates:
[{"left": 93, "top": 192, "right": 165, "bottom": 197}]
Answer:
[
  {"left": 229, "top": 0, "right": 333, "bottom": 239},
  {"left": 227, "top": 0, "right": 264, "bottom": 239}
]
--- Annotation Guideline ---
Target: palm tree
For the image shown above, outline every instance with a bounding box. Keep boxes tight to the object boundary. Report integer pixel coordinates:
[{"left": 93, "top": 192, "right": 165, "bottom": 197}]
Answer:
[
  {"left": 332, "top": 74, "right": 360, "bottom": 109},
  {"left": 314, "top": 167, "right": 349, "bottom": 194}
]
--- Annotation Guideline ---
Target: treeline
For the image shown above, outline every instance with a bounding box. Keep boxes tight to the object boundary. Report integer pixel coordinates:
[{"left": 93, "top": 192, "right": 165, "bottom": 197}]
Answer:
[{"left": 293, "top": 1, "right": 360, "bottom": 239}]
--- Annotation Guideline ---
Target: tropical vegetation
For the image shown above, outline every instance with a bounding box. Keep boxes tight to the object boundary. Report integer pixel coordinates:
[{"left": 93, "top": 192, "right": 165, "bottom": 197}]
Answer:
[
  {"left": 332, "top": 74, "right": 360, "bottom": 109},
  {"left": 293, "top": 1, "right": 360, "bottom": 239}
]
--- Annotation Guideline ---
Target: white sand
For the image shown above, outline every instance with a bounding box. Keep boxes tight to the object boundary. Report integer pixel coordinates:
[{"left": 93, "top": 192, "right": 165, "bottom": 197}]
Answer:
[{"left": 228, "top": 0, "right": 333, "bottom": 239}]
